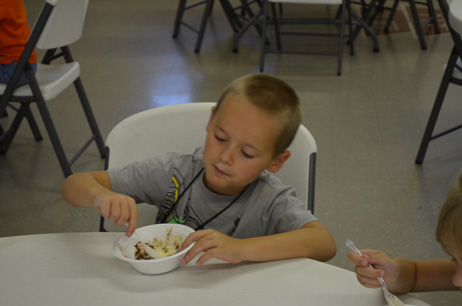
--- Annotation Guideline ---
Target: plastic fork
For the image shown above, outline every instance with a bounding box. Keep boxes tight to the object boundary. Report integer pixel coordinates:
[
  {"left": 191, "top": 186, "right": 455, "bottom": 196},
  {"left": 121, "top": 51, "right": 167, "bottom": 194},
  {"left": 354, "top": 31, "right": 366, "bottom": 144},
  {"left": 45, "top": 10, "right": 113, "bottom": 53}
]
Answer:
[
  {"left": 132, "top": 230, "right": 163, "bottom": 259},
  {"left": 125, "top": 223, "right": 162, "bottom": 259},
  {"left": 346, "top": 239, "right": 405, "bottom": 306}
]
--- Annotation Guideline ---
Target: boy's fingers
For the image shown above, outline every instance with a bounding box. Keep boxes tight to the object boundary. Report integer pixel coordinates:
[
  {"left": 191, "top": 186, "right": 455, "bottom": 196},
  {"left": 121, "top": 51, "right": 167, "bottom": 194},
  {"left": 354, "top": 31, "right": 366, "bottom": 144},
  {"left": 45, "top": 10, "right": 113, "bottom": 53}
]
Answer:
[
  {"left": 356, "top": 265, "right": 385, "bottom": 280},
  {"left": 181, "top": 230, "right": 210, "bottom": 250},
  {"left": 99, "top": 200, "right": 111, "bottom": 218},
  {"left": 109, "top": 203, "right": 121, "bottom": 223},
  {"left": 182, "top": 232, "right": 220, "bottom": 265},
  {"left": 347, "top": 251, "right": 368, "bottom": 266},
  {"left": 181, "top": 242, "right": 203, "bottom": 265},
  {"left": 357, "top": 272, "right": 383, "bottom": 288},
  {"left": 125, "top": 202, "right": 138, "bottom": 237},
  {"left": 116, "top": 201, "right": 132, "bottom": 226}
]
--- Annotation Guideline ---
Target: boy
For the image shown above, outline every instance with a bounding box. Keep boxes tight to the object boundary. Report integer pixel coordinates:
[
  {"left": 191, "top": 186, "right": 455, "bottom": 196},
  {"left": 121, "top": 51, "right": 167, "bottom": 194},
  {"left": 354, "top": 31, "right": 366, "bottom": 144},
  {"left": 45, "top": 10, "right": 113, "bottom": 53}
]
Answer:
[
  {"left": 348, "top": 171, "right": 462, "bottom": 293},
  {"left": 61, "top": 74, "right": 337, "bottom": 266}
]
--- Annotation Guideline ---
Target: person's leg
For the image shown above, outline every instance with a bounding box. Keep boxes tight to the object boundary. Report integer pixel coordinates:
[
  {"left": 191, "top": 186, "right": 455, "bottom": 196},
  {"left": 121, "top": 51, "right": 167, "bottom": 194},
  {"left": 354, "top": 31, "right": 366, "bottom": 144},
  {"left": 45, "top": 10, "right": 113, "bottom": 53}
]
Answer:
[{"left": 0, "top": 62, "right": 37, "bottom": 86}]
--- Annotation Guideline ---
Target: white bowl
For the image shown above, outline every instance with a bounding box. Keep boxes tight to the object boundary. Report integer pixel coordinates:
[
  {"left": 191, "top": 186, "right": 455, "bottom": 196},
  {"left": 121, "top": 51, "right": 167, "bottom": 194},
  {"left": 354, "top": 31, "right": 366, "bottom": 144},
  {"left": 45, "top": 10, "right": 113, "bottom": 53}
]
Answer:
[{"left": 113, "top": 223, "right": 195, "bottom": 274}]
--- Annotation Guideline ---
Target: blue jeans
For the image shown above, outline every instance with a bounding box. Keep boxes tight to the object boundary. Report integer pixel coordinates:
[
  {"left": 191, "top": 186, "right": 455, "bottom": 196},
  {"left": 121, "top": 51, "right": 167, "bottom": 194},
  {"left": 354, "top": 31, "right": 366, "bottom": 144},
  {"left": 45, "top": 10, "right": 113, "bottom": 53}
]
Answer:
[{"left": 0, "top": 61, "right": 37, "bottom": 86}]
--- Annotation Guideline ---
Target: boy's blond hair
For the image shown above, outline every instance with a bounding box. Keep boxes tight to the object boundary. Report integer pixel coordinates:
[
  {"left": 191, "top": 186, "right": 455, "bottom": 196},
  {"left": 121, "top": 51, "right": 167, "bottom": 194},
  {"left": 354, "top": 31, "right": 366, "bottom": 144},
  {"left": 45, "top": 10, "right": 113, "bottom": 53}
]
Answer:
[
  {"left": 436, "top": 172, "right": 462, "bottom": 257},
  {"left": 214, "top": 74, "right": 301, "bottom": 157}
]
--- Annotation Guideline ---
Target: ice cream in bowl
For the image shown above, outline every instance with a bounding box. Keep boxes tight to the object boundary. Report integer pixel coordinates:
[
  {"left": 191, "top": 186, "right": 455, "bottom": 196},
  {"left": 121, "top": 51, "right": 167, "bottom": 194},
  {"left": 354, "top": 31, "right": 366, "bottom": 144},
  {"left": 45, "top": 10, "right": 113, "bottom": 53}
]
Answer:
[{"left": 113, "top": 224, "right": 195, "bottom": 274}]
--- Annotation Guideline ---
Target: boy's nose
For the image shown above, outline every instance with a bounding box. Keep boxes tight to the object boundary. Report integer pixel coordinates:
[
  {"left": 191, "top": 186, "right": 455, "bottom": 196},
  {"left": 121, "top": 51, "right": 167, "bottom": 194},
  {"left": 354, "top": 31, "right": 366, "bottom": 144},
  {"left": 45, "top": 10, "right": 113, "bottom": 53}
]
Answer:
[{"left": 219, "top": 146, "right": 234, "bottom": 165}]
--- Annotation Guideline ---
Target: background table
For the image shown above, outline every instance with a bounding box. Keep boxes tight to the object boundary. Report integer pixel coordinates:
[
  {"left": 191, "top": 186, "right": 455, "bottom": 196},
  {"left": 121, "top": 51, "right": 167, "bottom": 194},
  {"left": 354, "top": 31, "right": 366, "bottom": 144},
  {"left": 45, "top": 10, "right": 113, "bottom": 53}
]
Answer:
[{"left": 0, "top": 232, "right": 430, "bottom": 306}]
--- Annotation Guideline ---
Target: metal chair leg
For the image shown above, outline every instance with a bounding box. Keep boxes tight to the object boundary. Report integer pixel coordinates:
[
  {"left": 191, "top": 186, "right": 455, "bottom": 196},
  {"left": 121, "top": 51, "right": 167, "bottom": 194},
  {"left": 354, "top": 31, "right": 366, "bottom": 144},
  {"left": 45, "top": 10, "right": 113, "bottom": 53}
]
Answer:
[
  {"left": 259, "top": 0, "right": 269, "bottom": 72},
  {"left": 415, "top": 47, "right": 457, "bottom": 164},
  {"left": 337, "top": 0, "right": 346, "bottom": 76},
  {"left": 25, "top": 107, "right": 43, "bottom": 141},
  {"left": 173, "top": 0, "right": 188, "bottom": 38},
  {"left": 384, "top": 0, "right": 400, "bottom": 32},
  {"left": 0, "top": 103, "right": 30, "bottom": 154},
  {"left": 74, "top": 78, "right": 106, "bottom": 158},
  {"left": 408, "top": 0, "right": 427, "bottom": 49},
  {"left": 426, "top": 0, "right": 440, "bottom": 34},
  {"left": 195, "top": 0, "right": 215, "bottom": 52}
]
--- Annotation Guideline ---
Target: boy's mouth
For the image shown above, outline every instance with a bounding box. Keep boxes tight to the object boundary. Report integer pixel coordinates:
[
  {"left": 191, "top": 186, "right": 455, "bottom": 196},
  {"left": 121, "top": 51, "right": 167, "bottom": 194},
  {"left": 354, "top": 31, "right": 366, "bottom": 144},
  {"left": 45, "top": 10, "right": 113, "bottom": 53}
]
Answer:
[{"left": 213, "top": 163, "right": 230, "bottom": 177}]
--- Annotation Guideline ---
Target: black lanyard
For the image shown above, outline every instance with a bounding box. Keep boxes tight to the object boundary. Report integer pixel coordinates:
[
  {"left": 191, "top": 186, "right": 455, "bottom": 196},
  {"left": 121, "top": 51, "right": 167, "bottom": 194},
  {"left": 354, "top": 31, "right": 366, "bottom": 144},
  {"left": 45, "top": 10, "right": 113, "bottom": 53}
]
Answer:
[
  {"left": 161, "top": 167, "right": 246, "bottom": 231},
  {"left": 195, "top": 186, "right": 247, "bottom": 230}
]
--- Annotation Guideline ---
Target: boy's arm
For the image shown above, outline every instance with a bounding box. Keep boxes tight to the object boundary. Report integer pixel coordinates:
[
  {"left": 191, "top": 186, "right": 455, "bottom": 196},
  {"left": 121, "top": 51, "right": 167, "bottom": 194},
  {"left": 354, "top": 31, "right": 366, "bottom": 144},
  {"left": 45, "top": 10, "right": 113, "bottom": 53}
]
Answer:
[
  {"left": 394, "top": 258, "right": 457, "bottom": 293},
  {"left": 61, "top": 171, "right": 138, "bottom": 236},
  {"left": 61, "top": 171, "right": 112, "bottom": 208},
  {"left": 348, "top": 250, "right": 457, "bottom": 293},
  {"left": 181, "top": 221, "right": 337, "bottom": 266},
  {"left": 241, "top": 221, "right": 336, "bottom": 262}
]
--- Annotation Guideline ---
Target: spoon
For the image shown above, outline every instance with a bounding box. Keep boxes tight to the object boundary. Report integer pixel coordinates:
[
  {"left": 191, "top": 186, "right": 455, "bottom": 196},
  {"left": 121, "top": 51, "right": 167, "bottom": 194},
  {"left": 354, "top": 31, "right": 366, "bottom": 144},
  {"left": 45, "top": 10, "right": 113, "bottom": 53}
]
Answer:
[
  {"left": 346, "top": 239, "right": 405, "bottom": 306},
  {"left": 125, "top": 224, "right": 162, "bottom": 259}
]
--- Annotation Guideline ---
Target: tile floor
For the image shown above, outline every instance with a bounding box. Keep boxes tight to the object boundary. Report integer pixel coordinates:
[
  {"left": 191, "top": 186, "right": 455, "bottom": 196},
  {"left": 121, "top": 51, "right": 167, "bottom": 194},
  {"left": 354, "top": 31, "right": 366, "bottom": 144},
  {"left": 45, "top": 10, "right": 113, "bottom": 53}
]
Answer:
[{"left": 1, "top": 0, "right": 461, "bottom": 304}]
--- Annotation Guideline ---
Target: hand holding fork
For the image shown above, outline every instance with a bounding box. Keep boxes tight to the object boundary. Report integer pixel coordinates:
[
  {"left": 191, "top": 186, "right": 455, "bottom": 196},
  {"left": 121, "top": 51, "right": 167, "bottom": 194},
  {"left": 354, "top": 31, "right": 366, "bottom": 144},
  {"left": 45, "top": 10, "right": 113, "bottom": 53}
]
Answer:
[{"left": 346, "top": 239, "right": 406, "bottom": 306}]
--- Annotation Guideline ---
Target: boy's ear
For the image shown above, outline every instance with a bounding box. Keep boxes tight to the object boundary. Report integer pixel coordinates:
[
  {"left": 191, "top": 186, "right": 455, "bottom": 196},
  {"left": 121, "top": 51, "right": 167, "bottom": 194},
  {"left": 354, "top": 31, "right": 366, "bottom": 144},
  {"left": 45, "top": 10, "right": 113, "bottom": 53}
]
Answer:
[
  {"left": 206, "top": 106, "right": 216, "bottom": 130},
  {"left": 267, "top": 151, "right": 291, "bottom": 173}
]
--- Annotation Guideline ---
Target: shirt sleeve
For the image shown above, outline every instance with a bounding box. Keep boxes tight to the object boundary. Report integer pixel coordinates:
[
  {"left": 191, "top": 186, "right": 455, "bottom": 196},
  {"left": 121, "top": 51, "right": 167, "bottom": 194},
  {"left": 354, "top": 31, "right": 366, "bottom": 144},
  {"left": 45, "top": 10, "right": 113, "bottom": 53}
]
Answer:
[
  {"left": 262, "top": 185, "right": 318, "bottom": 234},
  {"left": 107, "top": 154, "right": 173, "bottom": 205}
]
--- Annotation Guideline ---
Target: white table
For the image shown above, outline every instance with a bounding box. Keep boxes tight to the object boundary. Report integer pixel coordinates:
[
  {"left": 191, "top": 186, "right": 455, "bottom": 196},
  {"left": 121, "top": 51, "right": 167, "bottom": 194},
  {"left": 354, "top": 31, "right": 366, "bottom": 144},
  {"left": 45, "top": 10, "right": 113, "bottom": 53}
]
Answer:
[{"left": 0, "top": 232, "right": 430, "bottom": 306}]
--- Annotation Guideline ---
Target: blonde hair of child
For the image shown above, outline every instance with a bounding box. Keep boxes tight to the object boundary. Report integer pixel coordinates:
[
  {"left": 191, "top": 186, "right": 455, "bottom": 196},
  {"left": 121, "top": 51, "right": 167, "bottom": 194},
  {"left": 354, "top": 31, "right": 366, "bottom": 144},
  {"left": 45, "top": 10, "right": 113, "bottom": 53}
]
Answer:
[
  {"left": 214, "top": 74, "right": 301, "bottom": 157},
  {"left": 436, "top": 172, "right": 462, "bottom": 257}
]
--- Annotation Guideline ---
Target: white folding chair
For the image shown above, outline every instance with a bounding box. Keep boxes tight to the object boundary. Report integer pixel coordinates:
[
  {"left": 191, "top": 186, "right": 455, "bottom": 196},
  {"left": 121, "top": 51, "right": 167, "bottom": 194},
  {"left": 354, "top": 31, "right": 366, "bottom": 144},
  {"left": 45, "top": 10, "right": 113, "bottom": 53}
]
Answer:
[
  {"left": 100, "top": 102, "right": 317, "bottom": 232},
  {"left": 415, "top": 0, "right": 462, "bottom": 163},
  {"left": 259, "top": 0, "right": 353, "bottom": 75},
  {"left": 0, "top": 0, "right": 106, "bottom": 178}
]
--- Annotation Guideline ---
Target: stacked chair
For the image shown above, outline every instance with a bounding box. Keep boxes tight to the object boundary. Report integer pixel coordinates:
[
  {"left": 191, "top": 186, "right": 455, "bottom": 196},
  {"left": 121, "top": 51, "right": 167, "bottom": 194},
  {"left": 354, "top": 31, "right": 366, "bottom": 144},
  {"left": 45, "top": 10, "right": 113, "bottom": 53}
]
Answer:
[{"left": 0, "top": 0, "right": 106, "bottom": 177}]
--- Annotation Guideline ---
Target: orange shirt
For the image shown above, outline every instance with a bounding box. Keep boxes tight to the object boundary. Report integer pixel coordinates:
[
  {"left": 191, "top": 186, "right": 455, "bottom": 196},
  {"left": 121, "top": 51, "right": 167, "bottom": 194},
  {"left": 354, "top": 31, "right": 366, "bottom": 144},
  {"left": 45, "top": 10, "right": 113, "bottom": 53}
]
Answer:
[{"left": 0, "top": 0, "right": 37, "bottom": 64}]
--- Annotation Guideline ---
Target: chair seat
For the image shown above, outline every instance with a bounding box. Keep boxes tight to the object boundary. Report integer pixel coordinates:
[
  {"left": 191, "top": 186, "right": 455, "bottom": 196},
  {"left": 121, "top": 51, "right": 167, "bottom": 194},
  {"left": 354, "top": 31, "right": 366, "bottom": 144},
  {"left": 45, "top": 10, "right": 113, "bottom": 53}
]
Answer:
[
  {"left": 0, "top": 62, "right": 80, "bottom": 101},
  {"left": 451, "top": 58, "right": 462, "bottom": 79},
  {"left": 449, "top": 0, "right": 462, "bottom": 35}
]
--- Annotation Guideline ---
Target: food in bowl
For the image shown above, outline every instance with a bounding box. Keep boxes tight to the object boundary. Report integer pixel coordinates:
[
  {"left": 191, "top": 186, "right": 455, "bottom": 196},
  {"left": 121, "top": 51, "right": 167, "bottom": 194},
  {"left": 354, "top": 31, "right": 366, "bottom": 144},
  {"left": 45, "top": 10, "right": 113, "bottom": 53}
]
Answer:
[
  {"left": 113, "top": 223, "right": 195, "bottom": 274},
  {"left": 134, "top": 227, "right": 184, "bottom": 260}
]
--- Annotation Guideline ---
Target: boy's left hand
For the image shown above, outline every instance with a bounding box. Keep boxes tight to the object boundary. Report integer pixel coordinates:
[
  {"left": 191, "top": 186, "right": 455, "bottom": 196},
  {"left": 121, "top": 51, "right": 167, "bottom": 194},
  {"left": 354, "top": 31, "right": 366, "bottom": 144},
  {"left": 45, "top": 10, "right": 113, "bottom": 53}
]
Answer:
[{"left": 180, "top": 229, "right": 245, "bottom": 266}]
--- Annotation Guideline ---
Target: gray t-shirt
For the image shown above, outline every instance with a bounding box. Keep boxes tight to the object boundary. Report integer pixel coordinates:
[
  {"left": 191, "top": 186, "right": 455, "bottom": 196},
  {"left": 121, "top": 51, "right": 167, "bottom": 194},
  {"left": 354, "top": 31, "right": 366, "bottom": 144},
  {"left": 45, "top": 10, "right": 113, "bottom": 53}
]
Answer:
[{"left": 107, "top": 147, "right": 318, "bottom": 238}]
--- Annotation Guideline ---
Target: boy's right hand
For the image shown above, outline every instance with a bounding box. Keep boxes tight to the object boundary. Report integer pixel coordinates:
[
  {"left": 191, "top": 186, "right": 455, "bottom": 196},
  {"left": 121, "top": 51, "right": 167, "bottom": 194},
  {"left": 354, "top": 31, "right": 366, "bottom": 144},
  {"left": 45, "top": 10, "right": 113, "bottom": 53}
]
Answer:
[
  {"left": 347, "top": 249, "right": 400, "bottom": 290},
  {"left": 92, "top": 191, "right": 138, "bottom": 237}
]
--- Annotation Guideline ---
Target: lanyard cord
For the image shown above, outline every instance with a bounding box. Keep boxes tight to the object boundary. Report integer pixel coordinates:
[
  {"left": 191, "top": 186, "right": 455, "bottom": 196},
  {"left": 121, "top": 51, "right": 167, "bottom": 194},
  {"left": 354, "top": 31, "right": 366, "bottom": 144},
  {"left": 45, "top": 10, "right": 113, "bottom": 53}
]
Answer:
[
  {"left": 194, "top": 185, "right": 247, "bottom": 230},
  {"left": 161, "top": 167, "right": 247, "bottom": 231}
]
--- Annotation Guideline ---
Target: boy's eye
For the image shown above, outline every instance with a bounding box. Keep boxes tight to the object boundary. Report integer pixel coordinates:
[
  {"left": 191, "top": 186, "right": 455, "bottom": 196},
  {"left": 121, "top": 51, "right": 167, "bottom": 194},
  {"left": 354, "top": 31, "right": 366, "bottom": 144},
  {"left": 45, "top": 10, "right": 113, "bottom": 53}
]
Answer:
[
  {"left": 242, "top": 151, "right": 254, "bottom": 159},
  {"left": 215, "top": 135, "right": 226, "bottom": 142}
]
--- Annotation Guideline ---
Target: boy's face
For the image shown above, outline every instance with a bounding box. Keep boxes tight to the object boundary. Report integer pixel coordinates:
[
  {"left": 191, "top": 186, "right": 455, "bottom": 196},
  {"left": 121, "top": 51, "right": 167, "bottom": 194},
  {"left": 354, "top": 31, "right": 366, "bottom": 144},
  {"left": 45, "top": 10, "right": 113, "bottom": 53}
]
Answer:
[{"left": 202, "top": 96, "right": 290, "bottom": 196}]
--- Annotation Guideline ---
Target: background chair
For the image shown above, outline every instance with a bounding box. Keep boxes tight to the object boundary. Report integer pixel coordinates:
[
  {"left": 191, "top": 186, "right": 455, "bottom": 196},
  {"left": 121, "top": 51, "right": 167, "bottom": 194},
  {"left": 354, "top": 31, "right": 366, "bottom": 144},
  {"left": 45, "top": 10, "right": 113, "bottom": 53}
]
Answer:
[
  {"left": 173, "top": 0, "right": 264, "bottom": 52},
  {"left": 0, "top": 0, "right": 106, "bottom": 178},
  {"left": 172, "top": 0, "right": 216, "bottom": 53},
  {"left": 354, "top": 0, "right": 440, "bottom": 50},
  {"left": 415, "top": 0, "right": 462, "bottom": 164},
  {"left": 100, "top": 102, "right": 317, "bottom": 232},
  {"left": 259, "top": 0, "right": 353, "bottom": 75}
]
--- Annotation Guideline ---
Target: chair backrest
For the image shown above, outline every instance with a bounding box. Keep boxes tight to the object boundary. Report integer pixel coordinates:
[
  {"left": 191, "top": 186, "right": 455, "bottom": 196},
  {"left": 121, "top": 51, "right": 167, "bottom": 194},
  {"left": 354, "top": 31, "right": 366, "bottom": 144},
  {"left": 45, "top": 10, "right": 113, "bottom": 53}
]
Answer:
[
  {"left": 106, "top": 103, "right": 317, "bottom": 214},
  {"left": 0, "top": 0, "right": 88, "bottom": 97},
  {"left": 35, "top": 0, "right": 89, "bottom": 50}
]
